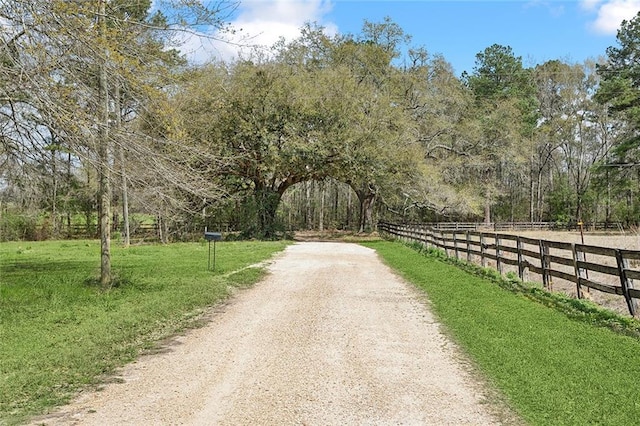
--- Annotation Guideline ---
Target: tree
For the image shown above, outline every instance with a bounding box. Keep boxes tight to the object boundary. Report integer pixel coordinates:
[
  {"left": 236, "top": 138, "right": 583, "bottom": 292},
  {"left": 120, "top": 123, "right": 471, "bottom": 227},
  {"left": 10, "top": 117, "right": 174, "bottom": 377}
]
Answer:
[
  {"left": 329, "top": 19, "right": 419, "bottom": 232},
  {"left": 172, "top": 21, "right": 421, "bottom": 237},
  {"left": 531, "top": 60, "right": 572, "bottom": 221},
  {"left": 596, "top": 11, "right": 640, "bottom": 139},
  {"left": 0, "top": 0, "right": 235, "bottom": 286},
  {"left": 394, "top": 48, "right": 484, "bottom": 221},
  {"left": 595, "top": 11, "right": 640, "bottom": 225},
  {"left": 172, "top": 59, "right": 336, "bottom": 238},
  {"left": 463, "top": 44, "right": 538, "bottom": 223}
]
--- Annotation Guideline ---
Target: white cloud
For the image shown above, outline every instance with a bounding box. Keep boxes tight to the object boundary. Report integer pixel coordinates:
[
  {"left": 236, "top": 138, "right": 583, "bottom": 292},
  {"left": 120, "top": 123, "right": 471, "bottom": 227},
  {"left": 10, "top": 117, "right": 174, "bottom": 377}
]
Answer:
[
  {"left": 524, "top": 1, "right": 566, "bottom": 18},
  {"left": 580, "top": 0, "right": 603, "bottom": 12},
  {"left": 178, "top": 0, "right": 337, "bottom": 64},
  {"left": 585, "top": 0, "right": 640, "bottom": 34}
]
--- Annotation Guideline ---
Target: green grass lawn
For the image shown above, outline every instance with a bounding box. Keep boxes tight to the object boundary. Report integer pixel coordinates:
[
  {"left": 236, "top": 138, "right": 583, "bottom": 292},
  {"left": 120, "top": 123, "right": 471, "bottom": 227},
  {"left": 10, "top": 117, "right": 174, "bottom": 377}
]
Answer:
[
  {"left": 0, "top": 239, "right": 289, "bottom": 425},
  {"left": 364, "top": 240, "right": 640, "bottom": 426}
]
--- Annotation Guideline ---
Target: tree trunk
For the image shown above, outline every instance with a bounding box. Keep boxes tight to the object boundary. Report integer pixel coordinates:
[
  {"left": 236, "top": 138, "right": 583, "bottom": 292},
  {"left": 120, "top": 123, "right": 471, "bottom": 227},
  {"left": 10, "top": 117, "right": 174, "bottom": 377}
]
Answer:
[
  {"left": 319, "top": 182, "right": 325, "bottom": 232},
  {"left": 536, "top": 167, "right": 543, "bottom": 222},
  {"left": 346, "top": 189, "right": 352, "bottom": 229},
  {"left": 605, "top": 169, "right": 611, "bottom": 224},
  {"left": 114, "top": 84, "right": 130, "bottom": 247},
  {"left": 66, "top": 151, "right": 72, "bottom": 237},
  {"left": 305, "top": 181, "right": 312, "bottom": 230},
  {"left": 256, "top": 186, "right": 283, "bottom": 239},
  {"left": 576, "top": 194, "right": 583, "bottom": 225},
  {"left": 51, "top": 144, "right": 58, "bottom": 237},
  {"left": 353, "top": 184, "right": 376, "bottom": 233},
  {"left": 98, "top": 0, "right": 111, "bottom": 288},
  {"left": 358, "top": 193, "right": 376, "bottom": 233},
  {"left": 484, "top": 188, "right": 491, "bottom": 226},
  {"left": 157, "top": 214, "right": 164, "bottom": 243}
]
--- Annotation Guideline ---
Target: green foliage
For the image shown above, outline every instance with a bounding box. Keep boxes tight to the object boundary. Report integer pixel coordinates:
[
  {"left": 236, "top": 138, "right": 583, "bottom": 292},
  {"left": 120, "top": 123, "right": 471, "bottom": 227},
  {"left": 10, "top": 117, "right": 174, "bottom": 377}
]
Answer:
[
  {"left": 546, "top": 176, "right": 575, "bottom": 223},
  {"left": 596, "top": 11, "right": 640, "bottom": 125},
  {"left": 172, "top": 20, "right": 422, "bottom": 237},
  {"left": 0, "top": 211, "right": 39, "bottom": 241},
  {"left": 0, "top": 239, "right": 289, "bottom": 424},
  {"left": 594, "top": 11, "right": 640, "bottom": 221},
  {"left": 366, "top": 240, "right": 640, "bottom": 425}
]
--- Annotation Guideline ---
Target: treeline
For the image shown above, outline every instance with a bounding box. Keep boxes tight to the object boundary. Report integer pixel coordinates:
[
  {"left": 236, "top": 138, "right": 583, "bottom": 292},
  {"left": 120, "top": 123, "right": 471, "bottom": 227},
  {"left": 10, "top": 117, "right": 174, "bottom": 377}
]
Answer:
[{"left": 3, "top": 2, "right": 640, "bottom": 279}]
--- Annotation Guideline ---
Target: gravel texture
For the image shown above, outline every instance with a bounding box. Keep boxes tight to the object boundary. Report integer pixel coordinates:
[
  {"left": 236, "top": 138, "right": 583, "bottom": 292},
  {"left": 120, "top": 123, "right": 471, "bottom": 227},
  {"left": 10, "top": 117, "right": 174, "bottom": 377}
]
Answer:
[{"left": 33, "top": 242, "right": 508, "bottom": 425}]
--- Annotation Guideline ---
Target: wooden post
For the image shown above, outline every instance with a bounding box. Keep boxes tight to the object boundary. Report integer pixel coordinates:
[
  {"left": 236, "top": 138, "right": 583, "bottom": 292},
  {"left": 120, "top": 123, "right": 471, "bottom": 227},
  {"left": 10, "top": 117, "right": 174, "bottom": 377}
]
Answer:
[
  {"left": 540, "top": 240, "right": 550, "bottom": 290},
  {"left": 441, "top": 231, "right": 448, "bottom": 256},
  {"left": 421, "top": 227, "right": 428, "bottom": 249},
  {"left": 496, "top": 234, "right": 503, "bottom": 275},
  {"left": 466, "top": 231, "right": 472, "bottom": 263},
  {"left": 615, "top": 249, "right": 637, "bottom": 317},
  {"left": 571, "top": 243, "right": 584, "bottom": 299},
  {"left": 517, "top": 236, "right": 525, "bottom": 280},
  {"left": 480, "top": 234, "right": 487, "bottom": 268},
  {"left": 454, "top": 232, "right": 460, "bottom": 260}
]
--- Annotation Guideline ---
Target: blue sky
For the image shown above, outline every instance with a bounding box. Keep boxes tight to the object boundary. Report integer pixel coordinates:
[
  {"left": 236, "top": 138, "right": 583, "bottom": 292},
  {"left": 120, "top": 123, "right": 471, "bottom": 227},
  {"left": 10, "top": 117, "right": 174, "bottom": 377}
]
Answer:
[{"left": 177, "top": 0, "right": 640, "bottom": 75}]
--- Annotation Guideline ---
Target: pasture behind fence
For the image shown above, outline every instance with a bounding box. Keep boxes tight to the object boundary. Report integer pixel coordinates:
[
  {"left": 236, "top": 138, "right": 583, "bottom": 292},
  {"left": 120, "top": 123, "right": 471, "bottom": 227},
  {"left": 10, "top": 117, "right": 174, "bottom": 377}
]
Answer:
[{"left": 378, "top": 221, "right": 640, "bottom": 317}]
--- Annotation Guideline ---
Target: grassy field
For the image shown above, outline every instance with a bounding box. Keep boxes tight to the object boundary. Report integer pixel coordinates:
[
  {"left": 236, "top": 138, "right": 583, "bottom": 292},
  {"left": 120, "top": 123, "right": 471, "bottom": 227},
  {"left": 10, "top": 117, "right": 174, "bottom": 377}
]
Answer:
[
  {"left": 365, "top": 240, "right": 640, "bottom": 425},
  {"left": 0, "top": 239, "right": 289, "bottom": 425}
]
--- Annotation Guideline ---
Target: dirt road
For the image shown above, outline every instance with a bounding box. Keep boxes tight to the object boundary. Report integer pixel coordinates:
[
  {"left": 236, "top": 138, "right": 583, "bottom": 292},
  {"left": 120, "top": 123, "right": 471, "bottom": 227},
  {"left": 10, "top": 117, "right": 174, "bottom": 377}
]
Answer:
[{"left": 34, "top": 242, "right": 510, "bottom": 425}]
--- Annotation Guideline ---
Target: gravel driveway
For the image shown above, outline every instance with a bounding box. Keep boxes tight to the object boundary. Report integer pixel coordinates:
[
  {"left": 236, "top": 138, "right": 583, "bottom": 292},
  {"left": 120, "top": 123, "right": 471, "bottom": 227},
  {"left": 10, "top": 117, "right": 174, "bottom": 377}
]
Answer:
[{"left": 34, "top": 242, "right": 511, "bottom": 425}]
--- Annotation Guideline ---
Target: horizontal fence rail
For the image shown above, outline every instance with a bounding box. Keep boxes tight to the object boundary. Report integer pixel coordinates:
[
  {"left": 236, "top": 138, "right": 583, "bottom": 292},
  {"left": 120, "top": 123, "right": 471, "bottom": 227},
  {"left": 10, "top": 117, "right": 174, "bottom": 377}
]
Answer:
[
  {"left": 378, "top": 221, "right": 639, "bottom": 317},
  {"left": 396, "top": 221, "right": 623, "bottom": 232}
]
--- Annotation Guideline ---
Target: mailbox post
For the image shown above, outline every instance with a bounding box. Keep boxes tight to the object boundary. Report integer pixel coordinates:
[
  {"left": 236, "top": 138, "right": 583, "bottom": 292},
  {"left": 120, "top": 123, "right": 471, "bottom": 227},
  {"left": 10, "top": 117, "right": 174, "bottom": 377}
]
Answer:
[{"left": 204, "top": 230, "right": 222, "bottom": 271}]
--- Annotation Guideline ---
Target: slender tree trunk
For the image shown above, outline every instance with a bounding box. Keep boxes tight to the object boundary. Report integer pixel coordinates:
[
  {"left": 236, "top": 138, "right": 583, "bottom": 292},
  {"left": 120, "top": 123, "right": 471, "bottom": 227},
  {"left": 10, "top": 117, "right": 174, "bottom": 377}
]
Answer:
[
  {"left": 606, "top": 169, "right": 611, "bottom": 224},
  {"left": 484, "top": 186, "right": 491, "bottom": 225},
  {"left": 66, "top": 151, "right": 72, "bottom": 237},
  {"left": 120, "top": 154, "right": 130, "bottom": 246},
  {"left": 319, "top": 182, "right": 325, "bottom": 232},
  {"left": 305, "top": 181, "right": 312, "bottom": 230},
  {"left": 114, "top": 84, "right": 130, "bottom": 247},
  {"left": 346, "top": 188, "right": 352, "bottom": 229},
  {"left": 98, "top": 0, "right": 111, "bottom": 288},
  {"left": 536, "top": 167, "right": 543, "bottom": 222},
  {"left": 157, "top": 214, "right": 163, "bottom": 243},
  {"left": 51, "top": 145, "right": 58, "bottom": 237},
  {"left": 333, "top": 181, "right": 339, "bottom": 227},
  {"left": 529, "top": 159, "right": 534, "bottom": 222}
]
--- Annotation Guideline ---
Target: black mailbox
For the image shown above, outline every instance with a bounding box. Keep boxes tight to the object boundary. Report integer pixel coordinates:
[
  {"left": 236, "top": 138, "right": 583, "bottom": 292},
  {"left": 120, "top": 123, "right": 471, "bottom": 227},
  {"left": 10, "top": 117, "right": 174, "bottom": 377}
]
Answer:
[{"left": 204, "top": 232, "right": 222, "bottom": 241}]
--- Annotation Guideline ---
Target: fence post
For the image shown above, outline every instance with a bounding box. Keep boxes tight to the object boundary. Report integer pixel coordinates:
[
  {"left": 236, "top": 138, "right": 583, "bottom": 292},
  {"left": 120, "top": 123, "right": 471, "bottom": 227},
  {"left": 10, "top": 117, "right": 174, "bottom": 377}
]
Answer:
[
  {"left": 442, "top": 230, "right": 448, "bottom": 257},
  {"left": 615, "top": 249, "right": 637, "bottom": 317},
  {"left": 466, "top": 231, "right": 472, "bottom": 263},
  {"left": 496, "top": 234, "right": 503, "bottom": 275},
  {"left": 540, "top": 240, "right": 550, "bottom": 290},
  {"left": 480, "top": 234, "right": 487, "bottom": 268},
  {"left": 454, "top": 232, "right": 460, "bottom": 260},
  {"left": 517, "top": 236, "right": 525, "bottom": 280},
  {"left": 571, "top": 243, "right": 584, "bottom": 299},
  {"left": 422, "top": 227, "right": 429, "bottom": 249}
]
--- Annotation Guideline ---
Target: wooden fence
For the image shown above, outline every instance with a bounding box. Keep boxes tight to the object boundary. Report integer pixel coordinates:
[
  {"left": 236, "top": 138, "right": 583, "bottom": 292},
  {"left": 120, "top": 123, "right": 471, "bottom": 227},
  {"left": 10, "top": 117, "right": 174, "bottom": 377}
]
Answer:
[
  {"left": 401, "top": 221, "right": 623, "bottom": 232},
  {"left": 378, "top": 221, "right": 640, "bottom": 317}
]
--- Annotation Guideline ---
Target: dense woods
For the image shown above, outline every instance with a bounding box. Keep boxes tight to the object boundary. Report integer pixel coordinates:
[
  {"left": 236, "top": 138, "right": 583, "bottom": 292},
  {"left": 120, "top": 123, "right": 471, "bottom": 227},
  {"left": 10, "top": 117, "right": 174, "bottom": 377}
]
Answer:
[{"left": 3, "top": 2, "right": 640, "bottom": 281}]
